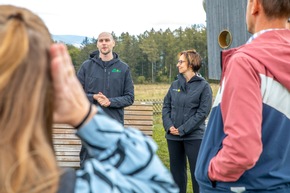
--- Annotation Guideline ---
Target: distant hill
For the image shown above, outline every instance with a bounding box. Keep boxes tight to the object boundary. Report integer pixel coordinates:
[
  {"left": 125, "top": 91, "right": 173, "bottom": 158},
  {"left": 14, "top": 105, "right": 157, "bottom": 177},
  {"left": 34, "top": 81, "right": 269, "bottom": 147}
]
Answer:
[{"left": 52, "top": 35, "right": 91, "bottom": 47}]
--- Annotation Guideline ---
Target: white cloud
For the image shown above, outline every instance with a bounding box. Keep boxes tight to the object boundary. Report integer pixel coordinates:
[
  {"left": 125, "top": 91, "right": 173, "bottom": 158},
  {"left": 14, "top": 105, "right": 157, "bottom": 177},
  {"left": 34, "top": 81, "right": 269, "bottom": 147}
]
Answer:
[{"left": 1, "top": 0, "right": 206, "bottom": 37}]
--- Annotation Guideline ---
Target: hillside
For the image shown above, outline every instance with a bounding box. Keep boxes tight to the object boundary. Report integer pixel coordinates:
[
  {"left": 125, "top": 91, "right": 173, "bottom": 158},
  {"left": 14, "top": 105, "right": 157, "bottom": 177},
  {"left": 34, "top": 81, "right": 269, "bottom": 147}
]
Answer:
[{"left": 52, "top": 35, "right": 90, "bottom": 47}]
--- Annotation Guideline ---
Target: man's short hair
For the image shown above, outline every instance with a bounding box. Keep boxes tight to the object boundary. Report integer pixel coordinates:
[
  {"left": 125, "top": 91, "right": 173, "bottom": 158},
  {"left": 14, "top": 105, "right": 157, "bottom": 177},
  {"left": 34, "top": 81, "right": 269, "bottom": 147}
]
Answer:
[{"left": 261, "top": 0, "right": 290, "bottom": 19}]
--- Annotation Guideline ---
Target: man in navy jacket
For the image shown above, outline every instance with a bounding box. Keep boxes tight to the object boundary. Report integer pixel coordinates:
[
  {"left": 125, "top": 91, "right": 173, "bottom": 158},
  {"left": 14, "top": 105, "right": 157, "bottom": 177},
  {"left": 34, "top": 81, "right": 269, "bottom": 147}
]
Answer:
[{"left": 77, "top": 32, "right": 134, "bottom": 167}]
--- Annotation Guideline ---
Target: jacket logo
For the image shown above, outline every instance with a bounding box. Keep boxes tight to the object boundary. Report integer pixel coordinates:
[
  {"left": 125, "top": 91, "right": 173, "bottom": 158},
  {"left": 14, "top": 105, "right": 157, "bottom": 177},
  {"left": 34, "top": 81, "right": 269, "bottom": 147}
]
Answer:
[
  {"left": 172, "top": 89, "right": 180, "bottom": 92},
  {"left": 112, "top": 68, "right": 121, "bottom": 72}
]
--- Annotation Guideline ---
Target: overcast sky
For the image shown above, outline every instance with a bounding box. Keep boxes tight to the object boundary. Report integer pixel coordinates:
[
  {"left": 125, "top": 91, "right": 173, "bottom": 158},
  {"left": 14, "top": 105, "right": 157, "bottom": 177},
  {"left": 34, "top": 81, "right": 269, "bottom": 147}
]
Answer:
[{"left": 1, "top": 0, "right": 206, "bottom": 37}]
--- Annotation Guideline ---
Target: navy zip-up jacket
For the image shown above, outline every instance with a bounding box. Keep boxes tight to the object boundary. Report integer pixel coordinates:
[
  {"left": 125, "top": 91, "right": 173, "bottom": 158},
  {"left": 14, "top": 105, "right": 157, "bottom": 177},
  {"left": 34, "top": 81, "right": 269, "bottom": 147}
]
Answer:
[
  {"left": 77, "top": 50, "right": 134, "bottom": 124},
  {"left": 162, "top": 74, "right": 212, "bottom": 140}
]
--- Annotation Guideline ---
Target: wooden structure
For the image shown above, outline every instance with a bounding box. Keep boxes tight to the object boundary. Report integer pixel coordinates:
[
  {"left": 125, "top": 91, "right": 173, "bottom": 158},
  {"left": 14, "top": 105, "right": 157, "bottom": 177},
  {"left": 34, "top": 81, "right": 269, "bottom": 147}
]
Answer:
[
  {"left": 52, "top": 101, "right": 153, "bottom": 168},
  {"left": 205, "top": 0, "right": 251, "bottom": 80}
]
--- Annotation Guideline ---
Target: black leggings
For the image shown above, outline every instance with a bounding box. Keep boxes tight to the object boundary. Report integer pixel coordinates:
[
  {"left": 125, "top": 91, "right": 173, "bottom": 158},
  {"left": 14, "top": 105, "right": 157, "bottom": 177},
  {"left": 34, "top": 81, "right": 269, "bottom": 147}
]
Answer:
[{"left": 167, "top": 139, "right": 201, "bottom": 193}]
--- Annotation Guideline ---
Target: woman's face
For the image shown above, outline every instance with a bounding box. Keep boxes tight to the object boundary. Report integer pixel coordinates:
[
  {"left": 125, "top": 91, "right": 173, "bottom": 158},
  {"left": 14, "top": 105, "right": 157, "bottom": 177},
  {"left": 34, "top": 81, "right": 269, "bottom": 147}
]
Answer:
[{"left": 176, "top": 54, "right": 190, "bottom": 74}]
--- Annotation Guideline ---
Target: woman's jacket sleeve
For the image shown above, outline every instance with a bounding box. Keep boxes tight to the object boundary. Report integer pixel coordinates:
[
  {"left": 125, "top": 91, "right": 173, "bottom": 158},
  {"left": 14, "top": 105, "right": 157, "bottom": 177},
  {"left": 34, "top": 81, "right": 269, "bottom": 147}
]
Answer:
[{"left": 74, "top": 107, "right": 179, "bottom": 193}]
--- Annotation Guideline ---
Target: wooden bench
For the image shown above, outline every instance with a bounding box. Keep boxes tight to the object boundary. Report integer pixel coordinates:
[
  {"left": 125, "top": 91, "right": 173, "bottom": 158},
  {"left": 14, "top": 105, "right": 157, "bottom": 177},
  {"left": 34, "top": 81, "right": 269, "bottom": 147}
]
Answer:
[{"left": 53, "top": 101, "right": 153, "bottom": 168}]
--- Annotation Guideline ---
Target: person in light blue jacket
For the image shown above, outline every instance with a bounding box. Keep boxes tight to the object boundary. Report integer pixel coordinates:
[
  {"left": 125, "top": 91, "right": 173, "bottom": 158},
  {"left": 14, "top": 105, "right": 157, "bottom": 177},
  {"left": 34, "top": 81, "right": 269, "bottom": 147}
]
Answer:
[{"left": 0, "top": 5, "right": 179, "bottom": 193}]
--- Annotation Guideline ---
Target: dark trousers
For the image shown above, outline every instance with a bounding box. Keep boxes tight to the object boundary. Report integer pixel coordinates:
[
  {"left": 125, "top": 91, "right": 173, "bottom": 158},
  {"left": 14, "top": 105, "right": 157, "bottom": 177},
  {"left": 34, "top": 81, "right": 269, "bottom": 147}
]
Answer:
[{"left": 167, "top": 139, "right": 201, "bottom": 193}]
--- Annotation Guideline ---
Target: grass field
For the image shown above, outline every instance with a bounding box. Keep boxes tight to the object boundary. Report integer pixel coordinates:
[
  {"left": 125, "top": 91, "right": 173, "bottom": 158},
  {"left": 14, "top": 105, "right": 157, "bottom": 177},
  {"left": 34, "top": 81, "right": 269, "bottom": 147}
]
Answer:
[
  {"left": 134, "top": 83, "right": 219, "bottom": 193},
  {"left": 134, "top": 83, "right": 219, "bottom": 100}
]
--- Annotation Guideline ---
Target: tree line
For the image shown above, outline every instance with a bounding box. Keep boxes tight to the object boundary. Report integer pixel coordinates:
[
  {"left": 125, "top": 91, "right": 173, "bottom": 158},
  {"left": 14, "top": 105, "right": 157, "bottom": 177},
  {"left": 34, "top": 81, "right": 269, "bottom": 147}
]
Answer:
[{"left": 65, "top": 24, "right": 207, "bottom": 84}]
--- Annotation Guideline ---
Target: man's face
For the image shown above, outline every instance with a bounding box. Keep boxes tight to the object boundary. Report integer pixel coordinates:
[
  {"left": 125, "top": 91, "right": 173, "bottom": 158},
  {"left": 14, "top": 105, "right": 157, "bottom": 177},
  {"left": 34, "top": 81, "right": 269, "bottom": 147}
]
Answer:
[
  {"left": 97, "top": 34, "right": 115, "bottom": 55},
  {"left": 246, "top": 0, "right": 255, "bottom": 34},
  {"left": 286, "top": 20, "right": 290, "bottom": 29}
]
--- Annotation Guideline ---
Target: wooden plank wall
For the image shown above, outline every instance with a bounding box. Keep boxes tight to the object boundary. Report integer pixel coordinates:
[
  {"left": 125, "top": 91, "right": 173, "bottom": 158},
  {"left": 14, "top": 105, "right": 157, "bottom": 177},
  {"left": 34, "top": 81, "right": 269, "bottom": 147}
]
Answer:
[
  {"left": 205, "top": 0, "right": 251, "bottom": 80},
  {"left": 53, "top": 101, "right": 153, "bottom": 168},
  {"left": 124, "top": 101, "right": 153, "bottom": 136}
]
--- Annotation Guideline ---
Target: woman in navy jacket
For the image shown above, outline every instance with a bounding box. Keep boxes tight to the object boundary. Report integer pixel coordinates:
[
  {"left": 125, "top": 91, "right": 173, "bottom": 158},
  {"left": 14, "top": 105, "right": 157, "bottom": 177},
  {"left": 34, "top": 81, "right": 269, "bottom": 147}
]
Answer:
[{"left": 162, "top": 49, "right": 212, "bottom": 193}]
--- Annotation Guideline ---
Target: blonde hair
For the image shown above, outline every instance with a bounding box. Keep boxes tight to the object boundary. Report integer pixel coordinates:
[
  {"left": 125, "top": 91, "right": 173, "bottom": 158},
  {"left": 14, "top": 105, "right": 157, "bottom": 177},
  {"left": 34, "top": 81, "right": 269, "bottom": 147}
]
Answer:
[{"left": 0, "top": 5, "right": 60, "bottom": 193}]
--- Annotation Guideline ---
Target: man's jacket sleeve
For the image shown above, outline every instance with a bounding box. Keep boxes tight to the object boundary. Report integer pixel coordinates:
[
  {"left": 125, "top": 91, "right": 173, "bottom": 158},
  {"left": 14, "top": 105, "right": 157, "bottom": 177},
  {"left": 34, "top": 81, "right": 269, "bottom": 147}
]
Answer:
[
  {"left": 208, "top": 56, "right": 263, "bottom": 181},
  {"left": 77, "top": 63, "right": 94, "bottom": 103}
]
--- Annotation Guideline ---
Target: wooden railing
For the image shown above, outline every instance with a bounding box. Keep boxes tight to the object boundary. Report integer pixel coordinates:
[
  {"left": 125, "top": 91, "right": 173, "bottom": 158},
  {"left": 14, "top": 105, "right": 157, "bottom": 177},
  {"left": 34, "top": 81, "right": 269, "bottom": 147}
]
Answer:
[{"left": 53, "top": 101, "right": 153, "bottom": 168}]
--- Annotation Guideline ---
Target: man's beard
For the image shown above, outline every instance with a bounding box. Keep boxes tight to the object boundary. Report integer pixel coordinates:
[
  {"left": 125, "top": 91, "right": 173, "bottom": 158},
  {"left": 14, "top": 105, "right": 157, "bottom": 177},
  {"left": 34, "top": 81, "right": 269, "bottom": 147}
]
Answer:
[{"left": 101, "top": 49, "right": 110, "bottom": 55}]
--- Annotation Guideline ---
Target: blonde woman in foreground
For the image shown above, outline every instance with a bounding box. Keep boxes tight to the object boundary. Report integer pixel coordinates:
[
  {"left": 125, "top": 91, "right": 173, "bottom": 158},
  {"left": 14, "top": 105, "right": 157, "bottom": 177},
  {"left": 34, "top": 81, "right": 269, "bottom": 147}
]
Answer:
[{"left": 0, "top": 5, "right": 179, "bottom": 193}]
